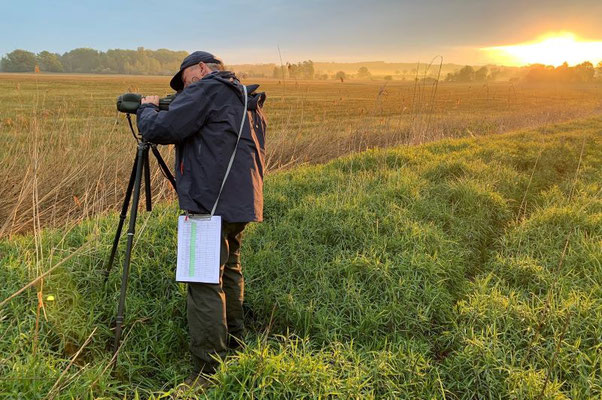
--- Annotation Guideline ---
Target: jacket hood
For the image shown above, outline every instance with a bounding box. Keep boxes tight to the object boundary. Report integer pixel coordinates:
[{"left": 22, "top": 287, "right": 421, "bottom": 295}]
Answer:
[{"left": 205, "top": 71, "right": 266, "bottom": 110}]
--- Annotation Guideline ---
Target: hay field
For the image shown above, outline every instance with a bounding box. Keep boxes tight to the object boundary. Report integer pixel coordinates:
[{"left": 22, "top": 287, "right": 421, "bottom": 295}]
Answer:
[{"left": 1, "top": 73, "right": 602, "bottom": 237}]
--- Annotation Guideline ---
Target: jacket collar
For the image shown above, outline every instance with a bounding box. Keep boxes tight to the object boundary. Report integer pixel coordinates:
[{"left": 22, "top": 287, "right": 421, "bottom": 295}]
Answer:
[{"left": 201, "top": 71, "right": 265, "bottom": 109}]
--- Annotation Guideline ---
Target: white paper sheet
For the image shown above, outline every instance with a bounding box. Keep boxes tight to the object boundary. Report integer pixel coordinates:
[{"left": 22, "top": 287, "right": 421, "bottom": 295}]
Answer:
[{"left": 176, "top": 215, "right": 221, "bottom": 283}]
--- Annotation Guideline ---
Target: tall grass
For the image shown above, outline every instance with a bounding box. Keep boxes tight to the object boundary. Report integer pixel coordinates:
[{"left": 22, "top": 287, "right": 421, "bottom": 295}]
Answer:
[
  {"left": 1, "top": 117, "right": 600, "bottom": 398},
  {"left": 1, "top": 74, "right": 602, "bottom": 237}
]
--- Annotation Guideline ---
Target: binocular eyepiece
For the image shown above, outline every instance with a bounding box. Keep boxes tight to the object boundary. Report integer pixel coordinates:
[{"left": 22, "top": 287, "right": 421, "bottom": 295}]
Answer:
[{"left": 116, "top": 93, "right": 176, "bottom": 114}]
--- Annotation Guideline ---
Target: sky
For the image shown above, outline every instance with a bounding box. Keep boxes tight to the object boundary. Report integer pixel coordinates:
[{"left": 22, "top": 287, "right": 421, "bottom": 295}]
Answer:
[{"left": 2, "top": 0, "right": 602, "bottom": 65}]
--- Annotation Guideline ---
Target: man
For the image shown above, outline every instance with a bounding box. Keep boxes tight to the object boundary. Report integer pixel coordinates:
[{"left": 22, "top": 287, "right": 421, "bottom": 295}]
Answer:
[{"left": 136, "top": 51, "right": 266, "bottom": 388}]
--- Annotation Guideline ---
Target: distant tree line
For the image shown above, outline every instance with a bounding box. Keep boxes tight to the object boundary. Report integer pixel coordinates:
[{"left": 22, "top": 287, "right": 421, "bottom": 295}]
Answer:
[
  {"left": 445, "top": 66, "right": 492, "bottom": 82},
  {"left": 4, "top": 47, "right": 602, "bottom": 83},
  {"left": 272, "top": 60, "right": 316, "bottom": 79},
  {"left": 272, "top": 64, "right": 381, "bottom": 81},
  {"left": 1, "top": 47, "right": 188, "bottom": 75},
  {"left": 446, "top": 62, "right": 602, "bottom": 83},
  {"left": 523, "top": 62, "right": 601, "bottom": 83}
]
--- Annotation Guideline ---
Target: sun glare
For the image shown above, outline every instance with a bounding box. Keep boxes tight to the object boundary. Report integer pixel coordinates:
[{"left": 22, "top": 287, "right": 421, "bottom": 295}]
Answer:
[{"left": 482, "top": 32, "right": 602, "bottom": 66}]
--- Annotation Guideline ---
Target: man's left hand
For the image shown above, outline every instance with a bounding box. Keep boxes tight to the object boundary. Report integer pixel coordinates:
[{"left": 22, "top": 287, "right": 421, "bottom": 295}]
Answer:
[{"left": 142, "top": 95, "right": 160, "bottom": 106}]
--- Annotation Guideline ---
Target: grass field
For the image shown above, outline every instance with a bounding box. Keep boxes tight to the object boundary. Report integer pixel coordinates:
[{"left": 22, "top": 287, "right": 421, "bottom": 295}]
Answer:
[
  {"left": 1, "top": 73, "right": 602, "bottom": 237},
  {"left": 1, "top": 115, "right": 600, "bottom": 398}
]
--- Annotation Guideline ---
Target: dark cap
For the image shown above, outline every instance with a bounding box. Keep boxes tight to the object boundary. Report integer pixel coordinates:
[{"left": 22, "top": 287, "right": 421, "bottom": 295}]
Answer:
[{"left": 170, "top": 51, "right": 223, "bottom": 91}]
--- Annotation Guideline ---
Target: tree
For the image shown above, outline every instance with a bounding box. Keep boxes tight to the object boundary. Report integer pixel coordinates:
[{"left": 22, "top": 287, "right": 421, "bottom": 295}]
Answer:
[
  {"left": 383, "top": 75, "right": 393, "bottom": 81},
  {"left": 1, "top": 49, "right": 37, "bottom": 72},
  {"left": 2, "top": 47, "right": 193, "bottom": 75},
  {"left": 488, "top": 67, "right": 500, "bottom": 81},
  {"left": 596, "top": 62, "right": 602, "bottom": 79},
  {"left": 555, "top": 62, "right": 570, "bottom": 82},
  {"left": 524, "top": 64, "right": 554, "bottom": 82},
  {"left": 152, "top": 48, "right": 187, "bottom": 74},
  {"left": 287, "top": 62, "right": 299, "bottom": 79},
  {"left": 272, "top": 66, "right": 286, "bottom": 79},
  {"left": 574, "top": 61, "right": 595, "bottom": 82},
  {"left": 446, "top": 65, "right": 476, "bottom": 82},
  {"left": 286, "top": 60, "right": 315, "bottom": 80},
  {"left": 457, "top": 66, "right": 475, "bottom": 81},
  {"left": 357, "top": 66, "right": 371, "bottom": 79},
  {"left": 334, "top": 71, "right": 346, "bottom": 81},
  {"left": 523, "top": 62, "right": 596, "bottom": 83},
  {"left": 61, "top": 48, "right": 100, "bottom": 73},
  {"left": 301, "top": 60, "right": 315, "bottom": 79},
  {"left": 474, "top": 66, "right": 488, "bottom": 81},
  {"left": 37, "top": 51, "right": 64, "bottom": 72}
]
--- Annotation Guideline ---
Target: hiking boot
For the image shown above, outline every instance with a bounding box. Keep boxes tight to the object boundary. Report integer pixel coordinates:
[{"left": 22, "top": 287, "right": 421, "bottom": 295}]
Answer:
[
  {"left": 184, "top": 372, "right": 213, "bottom": 388},
  {"left": 227, "top": 333, "right": 245, "bottom": 352},
  {"left": 172, "top": 372, "right": 213, "bottom": 397}
]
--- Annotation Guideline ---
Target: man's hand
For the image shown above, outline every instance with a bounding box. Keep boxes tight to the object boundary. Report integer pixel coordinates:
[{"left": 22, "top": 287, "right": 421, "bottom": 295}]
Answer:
[{"left": 141, "top": 95, "right": 160, "bottom": 106}]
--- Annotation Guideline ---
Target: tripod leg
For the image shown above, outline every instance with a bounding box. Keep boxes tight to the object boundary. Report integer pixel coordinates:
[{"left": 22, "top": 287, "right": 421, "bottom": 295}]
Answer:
[
  {"left": 104, "top": 152, "right": 139, "bottom": 283},
  {"left": 113, "top": 143, "right": 147, "bottom": 354},
  {"left": 143, "top": 147, "right": 152, "bottom": 212},
  {"left": 151, "top": 145, "right": 176, "bottom": 190}
]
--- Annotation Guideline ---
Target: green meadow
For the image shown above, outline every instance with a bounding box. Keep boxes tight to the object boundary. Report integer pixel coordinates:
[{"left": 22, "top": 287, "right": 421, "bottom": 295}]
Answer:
[{"left": 1, "top": 116, "right": 600, "bottom": 398}]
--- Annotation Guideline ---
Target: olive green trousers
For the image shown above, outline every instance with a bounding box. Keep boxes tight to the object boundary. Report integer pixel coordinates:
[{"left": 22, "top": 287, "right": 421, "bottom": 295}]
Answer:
[{"left": 186, "top": 221, "right": 247, "bottom": 374}]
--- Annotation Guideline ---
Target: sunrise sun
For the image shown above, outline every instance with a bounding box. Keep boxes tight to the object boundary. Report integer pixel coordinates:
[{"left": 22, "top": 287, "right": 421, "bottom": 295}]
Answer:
[{"left": 482, "top": 32, "right": 602, "bottom": 66}]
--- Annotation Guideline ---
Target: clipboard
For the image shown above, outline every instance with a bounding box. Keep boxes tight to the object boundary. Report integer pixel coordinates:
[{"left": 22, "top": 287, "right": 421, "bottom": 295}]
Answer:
[{"left": 176, "top": 215, "right": 221, "bottom": 283}]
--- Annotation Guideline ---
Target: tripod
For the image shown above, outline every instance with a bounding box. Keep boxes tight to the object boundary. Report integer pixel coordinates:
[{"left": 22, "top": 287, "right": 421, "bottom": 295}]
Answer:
[{"left": 104, "top": 115, "right": 176, "bottom": 354}]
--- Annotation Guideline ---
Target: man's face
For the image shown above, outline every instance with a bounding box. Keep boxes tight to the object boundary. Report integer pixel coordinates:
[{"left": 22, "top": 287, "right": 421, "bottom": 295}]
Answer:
[{"left": 181, "top": 63, "right": 209, "bottom": 89}]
